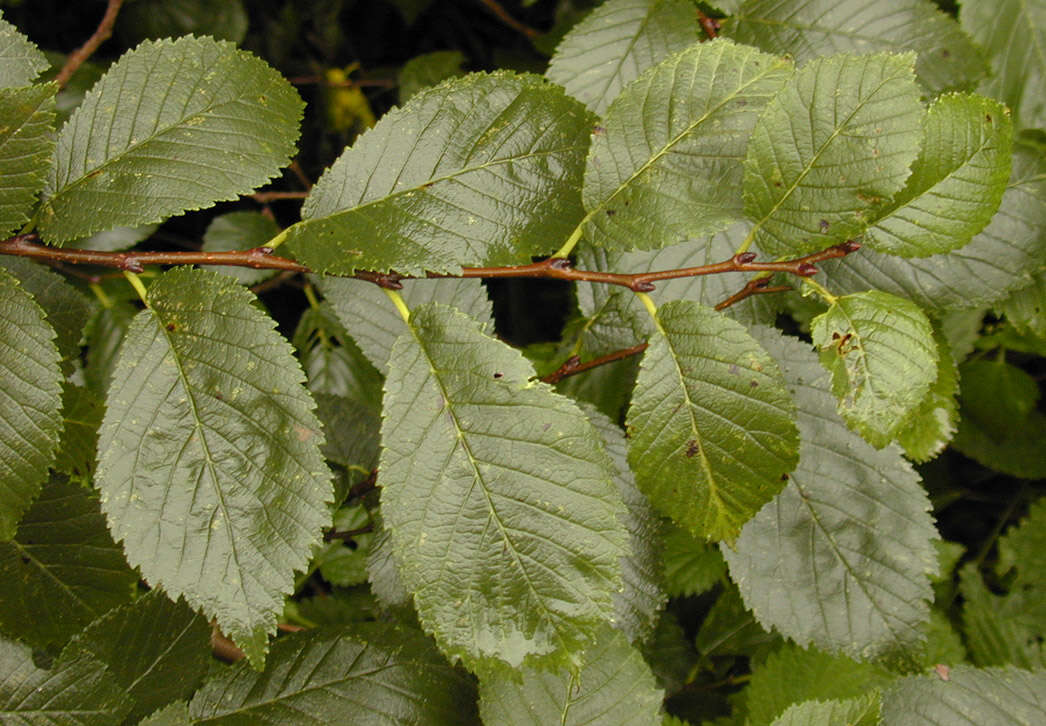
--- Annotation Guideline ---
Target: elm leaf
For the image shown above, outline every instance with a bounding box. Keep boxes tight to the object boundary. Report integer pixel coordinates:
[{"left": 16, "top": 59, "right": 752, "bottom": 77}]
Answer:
[{"left": 0, "top": 83, "right": 55, "bottom": 235}]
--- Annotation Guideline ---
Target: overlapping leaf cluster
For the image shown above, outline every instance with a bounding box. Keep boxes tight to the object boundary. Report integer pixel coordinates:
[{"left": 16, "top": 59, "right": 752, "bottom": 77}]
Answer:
[{"left": 0, "top": 0, "right": 1043, "bottom": 723}]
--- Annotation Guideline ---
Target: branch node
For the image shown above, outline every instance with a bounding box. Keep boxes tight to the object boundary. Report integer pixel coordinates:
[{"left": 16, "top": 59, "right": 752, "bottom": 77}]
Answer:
[
  {"left": 633, "top": 281, "right": 656, "bottom": 292},
  {"left": 736, "top": 251, "right": 758, "bottom": 264},
  {"left": 841, "top": 239, "right": 862, "bottom": 253},
  {"left": 121, "top": 258, "right": 145, "bottom": 273},
  {"left": 547, "top": 257, "right": 572, "bottom": 270},
  {"left": 796, "top": 262, "right": 819, "bottom": 277}
]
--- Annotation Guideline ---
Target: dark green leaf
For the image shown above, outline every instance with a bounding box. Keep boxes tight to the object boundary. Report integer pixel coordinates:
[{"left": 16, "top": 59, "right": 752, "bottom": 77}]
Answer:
[
  {"left": 54, "top": 382, "right": 103, "bottom": 479},
  {"left": 96, "top": 268, "right": 332, "bottom": 666},
  {"left": 0, "top": 13, "right": 48, "bottom": 88},
  {"left": 626, "top": 300, "right": 799, "bottom": 542},
  {"left": 662, "top": 523, "right": 727, "bottom": 598},
  {"left": 379, "top": 303, "right": 628, "bottom": 670},
  {"left": 961, "top": 0, "right": 1045, "bottom": 130},
  {"left": 819, "top": 146, "right": 1046, "bottom": 314},
  {"left": 313, "top": 392, "right": 379, "bottom": 475},
  {"left": 140, "top": 702, "right": 191, "bottom": 726},
  {"left": 292, "top": 304, "right": 384, "bottom": 409},
  {"left": 546, "top": 0, "right": 700, "bottom": 115},
  {"left": 583, "top": 40, "right": 793, "bottom": 251},
  {"left": 960, "top": 563, "right": 1044, "bottom": 670},
  {"left": 365, "top": 505, "right": 412, "bottom": 609},
  {"left": 284, "top": 72, "right": 592, "bottom": 275},
  {"left": 315, "top": 504, "right": 372, "bottom": 587},
  {"left": 725, "top": 0, "right": 986, "bottom": 94},
  {"left": 0, "top": 636, "right": 132, "bottom": 725},
  {"left": 0, "top": 267, "right": 63, "bottom": 541},
  {"left": 694, "top": 583, "right": 780, "bottom": 659},
  {"left": 0, "top": 83, "right": 55, "bottom": 235},
  {"left": 399, "top": 50, "right": 466, "bottom": 104},
  {"left": 201, "top": 211, "right": 281, "bottom": 286},
  {"left": 864, "top": 93, "right": 1012, "bottom": 257},
  {"left": 770, "top": 693, "right": 880, "bottom": 726},
  {"left": 722, "top": 328, "right": 938, "bottom": 660},
  {"left": 811, "top": 290, "right": 938, "bottom": 448},
  {"left": 61, "top": 590, "right": 211, "bottom": 723},
  {"left": 999, "top": 272, "right": 1046, "bottom": 338},
  {"left": 39, "top": 36, "right": 303, "bottom": 244},
  {"left": 118, "top": 0, "right": 249, "bottom": 45},
  {"left": 0, "top": 477, "right": 136, "bottom": 650},
  {"left": 188, "top": 624, "right": 480, "bottom": 725},
  {"left": 84, "top": 301, "right": 138, "bottom": 395},
  {"left": 895, "top": 331, "right": 959, "bottom": 462},
  {"left": 882, "top": 665, "right": 1046, "bottom": 725},
  {"left": 67, "top": 224, "right": 158, "bottom": 252},
  {"left": 478, "top": 625, "right": 663, "bottom": 725},
  {"left": 742, "top": 52, "right": 924, "bottom": 257}
]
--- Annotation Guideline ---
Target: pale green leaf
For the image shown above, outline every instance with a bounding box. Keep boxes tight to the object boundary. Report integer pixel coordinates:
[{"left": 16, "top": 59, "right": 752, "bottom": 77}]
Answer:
[
  {"left": 283, "top": 72, "right": 592, "bottom": 275},
  {"left": 0, "top": 83, "right": 55, "bottom": 235},
  {"left": 188, "top": 624, "right": 480, "bottom": 725},
  {"left": 141, "top": 702, "right": 191, "bottom": 726},
  {"left": 864, "top": 93, "right": 1012, "bottom": 257},
  {"left": 722, "top": 328, "right": 938, "bottom": 660},
  {"left": 587, "top": 406, "right": 666, "bottom": 644},
  {"left": 742, "top": 52, "right": 924, "bottom": 257},
  {"left": 811, "top": 290, "right": 938, "bottom": 448},
  {"left": 770, "top": 693, "right": 880, "bottom": 726},
  {"left": 399, "top": 50, "right": 466, "bottom": 104},
  {"left": 61, "top": 590, "right": 211, "bottom": 723},
  {"left": 626, "top": 300, "right": 799, "bottom": 542},
  {"left": 68, "top": 224, "right": 158, "bottom": 252},
  {"left": 546, "top": 0, "right": 700, "bottom": 115},
  {"left": 319, "top": 275, "right": 492, "bottom": 374},
  {"left": 39, "top": 36, "right": 303, "bottom": 244},
  {"left": 478, "top": 625, "right": 663, "bottom": 726},
  {"left": 201, "top": 211, "right": 281, "bottom": 286},
  {"left": 725, "top": 0, "right": 987, "bottom": 94},
  {"left": 96, "top": 268, "right": 332, "bottom": 666},
  {"left": 662, "top": 523, "right": 727, "bottom": 598},
  {"left": 819, "top": 146, "right": 1046, "bottom": 315},
  {"left": 365, "top": 505, "right": 412, "bottom": 609},
  {"left": 0, "top": 476, "right": 137, "bottom": 650},
  {"left": 379, "top": 303, "right": 628, "bottom": 670},
  {"left": 743, "top": 643, "right": 893, "bottom": 725},
  {"left": 0, "top": 14, "right": 48, "bottom": 89},
  {"left": 961, "top": 0, "right": 1045, "bottom": 130},
  {"left": 895, "top": 331, "right": 958, "bottom": 462},
  {"left": 583, "top": 40, "right": 793, "bottom": 251},
  {"left": 0, "top": 267, "right": 62, "bottom": 540},
  {"left": 0, "top": 636, "right": 132, "bottom": 726},
  {"left": 117, "top": 0, "right": 249, "bottom": 45},
  {"left": 882, "top": 666, "right": 1046, "bottom": 725}
]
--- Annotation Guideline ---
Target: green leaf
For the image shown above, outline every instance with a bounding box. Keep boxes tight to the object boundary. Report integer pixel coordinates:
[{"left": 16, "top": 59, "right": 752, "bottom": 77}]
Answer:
[
  {"left": 0, "top": 636, "right": 132, "bottom": 725},
  {"left": 399, "top": 50, "right": 466, "bottom": 104},
  {"left": 960, "top": 563, "right": 1044, "bottom": 669},
  {"left": 961, "top": 0, "right": 1045, "bottom": 130},
  {"left": 96, "top": 268, "right": 332, "bottom": 666},
  {"left": 201, "top": 211, "right": 281, "bottom": 286},
  {"left": 662, "top": 523, "right": 727, "bottom": 598},
  {"left": 999, "top": 272, "right": 1046, "bottom": 338},
  {"left": 694, "top": 583, "right": 780, "bottom": 659},
  {"left": 38, "top": 36, "right": 303, "bottom": 244},
  {"left": 188, "top": 624, "right": 480, "bottom": 725},
  {"left": 725, "top": 0, "right": 986, "bottom": 94},
  {"left": 546, "top": 0, "right": 700, "bottom": 115},
  {"left": 0, "top": 267, "right": 63, "bottom": 541},
  {"left": 820, "top": 146, "right": 1046, "bottom": 315},
  {"left": 742, "top": 52, "right": 924, "bottom": 257},
  {"left": 54, "top": 382, "right": 104, "bottom": 479},
  {"left": 319, "top": 276, "right": 492, "bottom": 374},
  {"left": 117, "top": 0, "right": 249, "bottom": 45},
  {"left": 68, "top": 223, "right": 158, "bottom": 252},
  {"left": 998, "top": 496, "right": 1046, "bottom": 587},
  {"left": 283, "top": 72, "right": 592, "bottom": 275},
  {"left": 743, "top": 643, "right": 893, "bottom": 725},
  {"left": 0, "top": 257, "right": 91, "bottom": 376},
  {"left": 769, "top": 693, "right": 880, "bottom": 726},
  {"left": 626, "top": 300, "right": 799, "bottom": 542},
  {"left": 811, "top": 290, "right": 938, "bottom": 448},
  {"left": 313, "top": 392, "right": 379, "bottom": 475},
  {"left": 863, "top": 93, "right": 1012, "bottom": 257},
  {"left": 0, "top": 476, "right": 136, "bottom": 650},
  {"left": 722, "top": 328, "right": 938, "bottom": 660},
  {"left": 0, "top": 13, "right": 48, "bottom": 88},
  {"left": 315, "top": 504, "right": 373, "bottom": 587},
  {"left": 84, "top": 301, "right": 138, "bottom": 395},
  {"left": 587, "top": 406, "right": 666, "bottom": 644},
  {"left": 379, "top": 303, "right": 628, "bottom": 670},
  {"left": 582, "top": 40, "right": 793, "bottom": 251},
  {"left": 478, "top": 625, "right": 663, "bottom": 726},
  {"left": 0, "top": 83, "right": 55, "bottom": 235},
  {"left": 895, "top": 331, "right": 959, "bottom": 462},
  {"left": 366, "top": 506, "right": 412, "bottom": 609},
  {"left": 292, "top": 304, "right": 384, "bottom": 409},
  {"left": 141, "top": 701, "right": 191, "bottom": 726},
  {"left": 881, "top": 665, "right": 1046, "bottom": 725},
  {"left": 61, "top": 590, "right": 211, "bottom": 723}
]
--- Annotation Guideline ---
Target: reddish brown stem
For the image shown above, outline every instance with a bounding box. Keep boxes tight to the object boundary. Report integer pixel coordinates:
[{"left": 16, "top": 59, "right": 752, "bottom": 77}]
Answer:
[
  {"left": 697, "top": 11, "right": 721, "bottom": 39},
  {"left": 477, "top": 0, "right": 540, "bottom": 39},
  {"left": 323, "top": 524, "right": 374, "bottom": 542},
  {"left": 250, "top": 190, "right": 309, "bottom": 203},
  {"left": 54, "top": 0, "right": 124, "bottom": 89},
  {"left": 540, "top": 343, "right": 650, "bottom": 385}
]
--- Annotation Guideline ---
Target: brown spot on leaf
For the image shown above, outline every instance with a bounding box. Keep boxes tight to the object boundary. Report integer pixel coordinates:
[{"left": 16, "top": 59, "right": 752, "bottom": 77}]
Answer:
[
  {"left": 166, "top": 323, "right": 177, "bottom": 331},
  {"left": 685, "top": 440, "right": 699, "bottom": 458}
]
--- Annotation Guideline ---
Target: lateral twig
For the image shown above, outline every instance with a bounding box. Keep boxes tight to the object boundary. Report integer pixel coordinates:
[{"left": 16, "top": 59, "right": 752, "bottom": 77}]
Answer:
[
  {"left": 250, "top": 190, "right": 309, "bottom": 203},
  {"left": 54, "top": 0, "right": 124, "bottom": 89},
  {"left": 477, "top": 0, "right": 540, "bottom": 40},
  {"left": 540, "top": 343, "right": 649, "bottom": 385},
  {"left": 697, "top": 11, "right": 721, "bottom": 40},
  {"left": 323, "top": 524, "right": 374, "bottom": 542}
]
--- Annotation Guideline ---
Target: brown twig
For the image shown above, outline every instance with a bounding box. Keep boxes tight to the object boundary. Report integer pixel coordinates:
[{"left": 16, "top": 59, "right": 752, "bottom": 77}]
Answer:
[
  {"left": 477, "top": 0, "right": 540, "bottom": 40},
  {"left": 250, "top": 270, "right": 300, "bottom": 295},
  {"left": 697, "top": 11, "right": 721, "bottom": 40},
  {"left": 540, "top": 343, "right": 650, "bottom": 385},
  {"left": 346, "top": 470, "right": 378, "bottom": 501},
  {"left": 250, "top": 190, "right": 309, "bottom": 203},
  {"left": 714, "top": 277, "right": 793, "bottom": 311},
  {"left": 54, "top": 0, "right": 124, "bottom": 89},
  {"left": 323, "top": 524, "right": 374, "bottom": 542}
]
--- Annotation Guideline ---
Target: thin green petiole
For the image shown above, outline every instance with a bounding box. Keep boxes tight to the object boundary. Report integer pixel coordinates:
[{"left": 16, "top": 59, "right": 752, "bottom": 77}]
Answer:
[
  {"left": 801, "top": 277, "right": 837, "bottom": 305},
  {"left": 384, "top": 288, "right": 411, "bottom": 324},
  {"left": 123, "top": 270, "right": 149, "bottom": 304}
]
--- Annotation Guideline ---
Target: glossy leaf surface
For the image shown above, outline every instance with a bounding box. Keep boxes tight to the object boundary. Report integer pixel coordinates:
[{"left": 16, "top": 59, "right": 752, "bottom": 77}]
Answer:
[
  {"left": 380, "top": 303, "right": 627, "bottom": 670},
  {"left": 882, "top": 666, "right": 1046, "bottom": 725},
  {"left": 742, "top": 52, "right": 923, "bottom": 256},
  {"left": 39, "top": 36, "right": 303, "bottom": 243},
  {"left": 626, "top": 300, "right": 798, "bottom": 542},
  {"left": 0, "top": 83, "right": 55, "bottom": 235},
  {"left": 96, "top": 268, "right": 331, "bottom": 666},
  {"left": 284, "top": 72, "right": 592, "bottom": 275}
]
